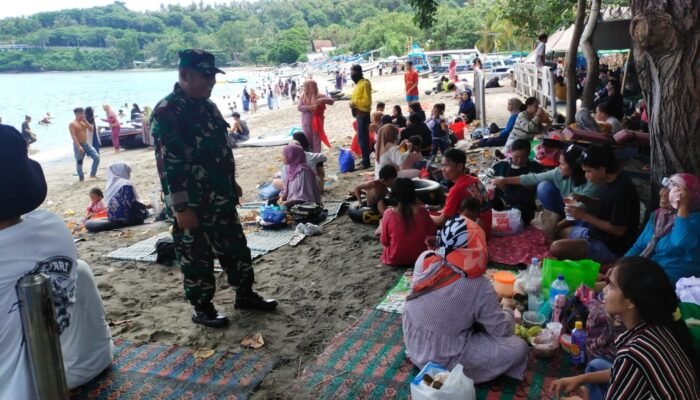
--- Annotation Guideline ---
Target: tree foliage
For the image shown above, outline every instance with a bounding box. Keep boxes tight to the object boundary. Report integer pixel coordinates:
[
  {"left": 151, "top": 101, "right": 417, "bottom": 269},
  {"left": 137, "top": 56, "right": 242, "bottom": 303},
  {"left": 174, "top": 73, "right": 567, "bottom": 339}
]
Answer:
[{"left": 0, "top": 0, "right": 630, "bottom": 72}]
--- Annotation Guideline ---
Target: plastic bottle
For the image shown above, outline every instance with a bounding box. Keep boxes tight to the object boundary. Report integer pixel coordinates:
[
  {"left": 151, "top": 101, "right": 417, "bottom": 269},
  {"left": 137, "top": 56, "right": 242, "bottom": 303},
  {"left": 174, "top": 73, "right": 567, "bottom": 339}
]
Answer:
[
  {"left": 571, "top": 321, "right": 587, "bottom": 366},
  {"left": 549, "top": 275, "right": 569, "bottom": 306},
  {"left": 527, "top": 258, "right": 542, "bottom": 312},
  {"left": 552, "top": 294, "right": 567, "bottom": 324}
]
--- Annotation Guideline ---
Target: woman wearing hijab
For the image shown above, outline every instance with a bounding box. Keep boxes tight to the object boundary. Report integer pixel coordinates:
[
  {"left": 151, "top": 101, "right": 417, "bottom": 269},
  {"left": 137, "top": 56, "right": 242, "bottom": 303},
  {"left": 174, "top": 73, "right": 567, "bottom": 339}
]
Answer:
[
  {"left": 101, "top": 104, "right": 120, "bottom": 152},
  {"left": 403, "top": 215, "right": 528, "bottom": 383},
  {"left": 297, "top": 79, "right": 335, "bottom": 153},
  {"left": 448, "top": 59, "right": 457, "bottom": 82},
  {"left": 242, "top": 87, "right": 250, "bottom": 112},
  {"left": 375, "top": 124, "right": 422, "bottom": 179},
  {"left": 84, "top": 107, "right": 100, "bottom": 153},
  {"left": 279, "top": 144, "right": 321, "bottom": 206},
  {"left": 141, "top": 106, "right": 153, "bottom": 146},
  {"left": 624, "top": 173, "right": 700, "bottom": 285},
  {"left": 85, "top": 162, "right": 148, "bottom": 232}
]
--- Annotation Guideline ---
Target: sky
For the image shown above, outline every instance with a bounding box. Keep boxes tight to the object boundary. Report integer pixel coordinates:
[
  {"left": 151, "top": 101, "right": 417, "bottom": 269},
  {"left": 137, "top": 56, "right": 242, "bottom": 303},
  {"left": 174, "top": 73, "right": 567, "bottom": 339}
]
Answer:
[{"left": 0, "top": 0, "right": 234, "bottom": 19}]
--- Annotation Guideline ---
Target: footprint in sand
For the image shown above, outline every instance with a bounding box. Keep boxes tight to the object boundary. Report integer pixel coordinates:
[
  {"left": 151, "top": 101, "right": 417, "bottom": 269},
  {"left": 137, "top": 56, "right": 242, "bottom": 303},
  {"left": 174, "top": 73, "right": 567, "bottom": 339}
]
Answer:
[{"left": 149, "top": 330, "right": 177, "bottom": 342}]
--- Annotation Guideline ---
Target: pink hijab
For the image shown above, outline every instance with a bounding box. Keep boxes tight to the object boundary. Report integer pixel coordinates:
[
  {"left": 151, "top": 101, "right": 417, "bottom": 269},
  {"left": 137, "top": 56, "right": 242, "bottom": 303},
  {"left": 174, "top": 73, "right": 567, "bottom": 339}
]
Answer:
[{"left": 282, "top": 144, "right": 312, "bottom": 194}]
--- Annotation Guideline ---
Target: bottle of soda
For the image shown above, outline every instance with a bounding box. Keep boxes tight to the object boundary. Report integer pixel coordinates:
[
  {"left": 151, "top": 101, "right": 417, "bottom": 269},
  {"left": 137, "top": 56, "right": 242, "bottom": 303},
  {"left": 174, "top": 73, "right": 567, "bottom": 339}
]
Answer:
[{"left": 571, "top": 321, "right": 587, "bottom": 366}]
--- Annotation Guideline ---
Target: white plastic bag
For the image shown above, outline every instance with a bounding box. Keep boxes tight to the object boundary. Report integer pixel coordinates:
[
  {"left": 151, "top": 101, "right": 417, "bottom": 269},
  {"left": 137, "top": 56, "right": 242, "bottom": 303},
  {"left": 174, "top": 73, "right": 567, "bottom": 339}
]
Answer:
[
  {"left": 410, "top": 363, "right": 476, "bottom": 400},
  {"left": 491, "top": 208, "right": 523, "bottom": 236}
]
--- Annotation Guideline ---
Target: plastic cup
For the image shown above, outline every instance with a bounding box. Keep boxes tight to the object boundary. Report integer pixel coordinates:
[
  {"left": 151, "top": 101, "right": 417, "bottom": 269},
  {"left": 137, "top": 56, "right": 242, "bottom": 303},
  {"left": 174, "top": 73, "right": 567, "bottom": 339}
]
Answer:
[
  {"left": 564, "top": 198, "right": 582, "bottom": 221},
  {"left": 546, "top": 322, "right": 563, "bottom": 338}
]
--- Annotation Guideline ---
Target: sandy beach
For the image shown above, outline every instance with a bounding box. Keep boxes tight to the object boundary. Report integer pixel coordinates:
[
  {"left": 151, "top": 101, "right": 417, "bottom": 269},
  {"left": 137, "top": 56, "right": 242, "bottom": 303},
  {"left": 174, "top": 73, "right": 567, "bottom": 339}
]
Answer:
[{"left": 38, "top": 71, "right": 516, "bottom": 398}]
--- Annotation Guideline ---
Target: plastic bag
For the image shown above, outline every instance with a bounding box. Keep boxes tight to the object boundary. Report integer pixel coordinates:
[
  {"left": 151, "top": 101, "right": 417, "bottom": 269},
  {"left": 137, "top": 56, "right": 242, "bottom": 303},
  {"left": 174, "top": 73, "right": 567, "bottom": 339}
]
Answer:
[
  {"left": 541, "top": 259, "right": 600, "bottom": 299},
  {"left": 491, "top": 208, "right": 523, "bottom": 236},
  {"left": 411, "top": 363, "right": 476, "bottom": 400},
  {"left": 338, "top": 148, "right": 355, "bottom": 173}
]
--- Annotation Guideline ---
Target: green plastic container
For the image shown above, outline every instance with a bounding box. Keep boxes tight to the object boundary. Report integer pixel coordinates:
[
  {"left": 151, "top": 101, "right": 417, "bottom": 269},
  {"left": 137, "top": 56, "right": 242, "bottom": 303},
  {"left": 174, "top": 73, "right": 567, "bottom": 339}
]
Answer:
[
  {"left": 541, "top": 258, "right": 600, "bottom": 299},
  {"left": 679, "top": 302, "right": 700, "bottom": 354}
]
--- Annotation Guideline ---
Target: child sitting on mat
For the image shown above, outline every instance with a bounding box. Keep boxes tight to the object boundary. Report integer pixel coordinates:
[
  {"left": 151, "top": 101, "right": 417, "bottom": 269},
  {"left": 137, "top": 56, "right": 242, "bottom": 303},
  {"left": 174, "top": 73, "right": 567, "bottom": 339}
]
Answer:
[
  {"left": 352, "top": 165, "right": 397, "bottom": 215},
  {"left": 84, "top": 187, "right": 107, "bottom": 222}
]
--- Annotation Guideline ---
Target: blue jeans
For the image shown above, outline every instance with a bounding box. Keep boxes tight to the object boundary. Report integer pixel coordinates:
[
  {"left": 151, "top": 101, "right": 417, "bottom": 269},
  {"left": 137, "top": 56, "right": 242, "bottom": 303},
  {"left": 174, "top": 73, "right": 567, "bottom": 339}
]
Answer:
[
  {"left": 74, "top": 142, "right": 100, "bottom": 181},
  {"left": 356, "top": 114, "right": 371, "bottom": 167},
  {"left": 585, "top": 358, "right": 612, "bottom": 400},
  {"left": 537, "top": 181, "right": 565, "bottom": 216}
]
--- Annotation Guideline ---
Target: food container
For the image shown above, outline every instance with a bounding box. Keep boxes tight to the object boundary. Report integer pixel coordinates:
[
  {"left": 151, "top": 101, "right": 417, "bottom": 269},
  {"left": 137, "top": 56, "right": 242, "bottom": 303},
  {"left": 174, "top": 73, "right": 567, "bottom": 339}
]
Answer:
[
  {"left": 522, "top": 311, "right": 546, "bottom": 328},
  {"left": 493, "top": 271, "right": 516, "bottom": 298},
  {"left": 531, "top": 330, "right": 559, "bottom": 358}
]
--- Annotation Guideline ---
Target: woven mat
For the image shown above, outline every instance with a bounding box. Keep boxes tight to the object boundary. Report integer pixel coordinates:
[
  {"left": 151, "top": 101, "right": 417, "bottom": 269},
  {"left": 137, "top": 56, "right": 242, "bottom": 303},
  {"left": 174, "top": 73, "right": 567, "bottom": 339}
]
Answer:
[
  {"left": 487, "top": 226, "right": 551, "bottom": 266},
  {"left": 105, "top": 232, "right": 169, "bottom": 262},
  {"left": 105, "top": 202, "right": 345, "bottom": 261},
  {"left": 375, "top": 272, "right": 412, "bottom": 315},
  {"left": 70, "top": 339, "right": 275, "bottom": 400},
  {"left": 290, "top": 307, "right": 579, "bottom": 400}
]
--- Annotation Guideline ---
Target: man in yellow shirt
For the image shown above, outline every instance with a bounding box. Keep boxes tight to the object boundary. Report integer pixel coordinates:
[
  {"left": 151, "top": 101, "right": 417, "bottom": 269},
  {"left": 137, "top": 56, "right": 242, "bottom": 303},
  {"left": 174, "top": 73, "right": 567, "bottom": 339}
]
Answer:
[{"left": 349, "top": 64, "right": 372, "bottom": 169}]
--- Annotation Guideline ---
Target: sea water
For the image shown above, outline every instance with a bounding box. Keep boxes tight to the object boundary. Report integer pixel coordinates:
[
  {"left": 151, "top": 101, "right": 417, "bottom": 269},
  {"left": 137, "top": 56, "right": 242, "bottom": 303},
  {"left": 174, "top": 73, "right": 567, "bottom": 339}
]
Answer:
[{"left": 0, "top": 69, "right": 261, "bottom": 165}]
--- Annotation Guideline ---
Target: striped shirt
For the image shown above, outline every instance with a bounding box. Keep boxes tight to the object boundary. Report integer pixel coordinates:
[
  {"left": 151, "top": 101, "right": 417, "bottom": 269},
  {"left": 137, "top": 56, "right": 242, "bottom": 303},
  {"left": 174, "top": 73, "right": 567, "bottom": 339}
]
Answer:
[{"left": 606, "top": 322, "right": 699, "bottom": 399}]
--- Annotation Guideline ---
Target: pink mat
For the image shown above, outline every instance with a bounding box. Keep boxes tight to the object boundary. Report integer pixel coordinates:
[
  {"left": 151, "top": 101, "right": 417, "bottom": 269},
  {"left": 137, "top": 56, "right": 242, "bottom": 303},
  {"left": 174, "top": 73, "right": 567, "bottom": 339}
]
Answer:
[{"left": 488, "top": 226, "right": 551, "bottom": 265}]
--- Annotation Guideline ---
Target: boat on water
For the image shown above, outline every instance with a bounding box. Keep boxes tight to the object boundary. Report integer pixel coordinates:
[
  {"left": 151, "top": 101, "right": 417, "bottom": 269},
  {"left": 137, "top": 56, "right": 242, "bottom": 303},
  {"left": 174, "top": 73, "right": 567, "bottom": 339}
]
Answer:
[
  {"left": 226, "top": 77, "right": 248, "bottom": 84},
  {"left": 98, "top": 123, "right": 147, "bottom": 149}
]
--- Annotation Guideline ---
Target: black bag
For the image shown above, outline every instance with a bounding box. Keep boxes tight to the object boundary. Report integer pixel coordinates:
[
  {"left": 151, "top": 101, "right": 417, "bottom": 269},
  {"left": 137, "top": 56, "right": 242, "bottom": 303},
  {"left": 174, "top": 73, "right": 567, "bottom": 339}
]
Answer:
[
  {"left": 155, "top": 236, "right": 176, "bottom": 266},
  {"left": 290, "top": 203, "right": 327, "bottom": 224},
  {"left": 561, "top": 296, "right": 590, "bottom": 332}
]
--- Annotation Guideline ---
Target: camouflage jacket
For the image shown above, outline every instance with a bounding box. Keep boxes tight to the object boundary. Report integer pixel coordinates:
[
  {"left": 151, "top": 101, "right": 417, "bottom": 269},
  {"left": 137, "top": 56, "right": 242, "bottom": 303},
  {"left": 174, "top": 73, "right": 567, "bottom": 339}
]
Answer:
[{"left": 151, "top": 83, "right": 236, "bottom": 215}]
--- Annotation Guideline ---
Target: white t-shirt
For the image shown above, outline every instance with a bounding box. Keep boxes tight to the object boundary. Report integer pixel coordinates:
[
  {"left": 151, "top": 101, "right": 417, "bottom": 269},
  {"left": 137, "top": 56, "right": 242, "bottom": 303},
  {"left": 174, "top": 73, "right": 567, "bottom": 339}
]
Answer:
[
  {"left": 0, "top": 210, "right": 113, "bottom": 399},
  {"left": 535, "top": 42, "right": 546, "bottom": 67}
]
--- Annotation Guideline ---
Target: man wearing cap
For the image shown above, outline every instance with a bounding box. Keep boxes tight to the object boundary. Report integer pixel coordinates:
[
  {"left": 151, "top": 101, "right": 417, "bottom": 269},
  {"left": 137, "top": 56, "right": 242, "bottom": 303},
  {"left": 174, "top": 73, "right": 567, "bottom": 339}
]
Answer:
[
  {"left": 0, "top": 124, "right": 113, "bottom": 398},
  {"left": 349, "top": 64, "right": 372, "bottom": 170},
  {"left": 151, "top": 49, "right": 277, "bottom": 328}
]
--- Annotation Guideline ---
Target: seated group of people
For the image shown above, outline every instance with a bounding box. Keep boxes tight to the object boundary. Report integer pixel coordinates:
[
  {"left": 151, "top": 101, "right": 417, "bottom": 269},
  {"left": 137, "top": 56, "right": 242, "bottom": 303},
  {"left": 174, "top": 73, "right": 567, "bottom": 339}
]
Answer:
[
  {"left": 0, "top": 125, "right": 113, "bottom": 398},
  {"left": 380, "top": 139, "right": 700, "bottom": 397}
]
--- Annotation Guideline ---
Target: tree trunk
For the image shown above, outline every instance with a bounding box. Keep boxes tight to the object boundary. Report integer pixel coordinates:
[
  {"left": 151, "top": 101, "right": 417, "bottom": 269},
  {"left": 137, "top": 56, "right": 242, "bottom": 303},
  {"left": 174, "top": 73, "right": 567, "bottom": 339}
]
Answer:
[
  {"left": 566, "top": 0, "right": 588, "bottom": 125},
  {"left": 631, "top": 1, "right": 700, "bottom": 192},
  {"left": 580, "top": 0, "right": 601, "bottom": 109}
]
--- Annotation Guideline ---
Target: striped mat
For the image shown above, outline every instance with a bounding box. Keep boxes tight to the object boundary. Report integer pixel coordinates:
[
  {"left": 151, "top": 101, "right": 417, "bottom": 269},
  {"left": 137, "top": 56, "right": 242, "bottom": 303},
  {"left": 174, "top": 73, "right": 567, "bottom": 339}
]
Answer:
[
  {"left": 290, "top": 308, "right": 579, "bottom": 400},
  {"left": 70, "top": 339, "right": 274, "bottom": 400}
]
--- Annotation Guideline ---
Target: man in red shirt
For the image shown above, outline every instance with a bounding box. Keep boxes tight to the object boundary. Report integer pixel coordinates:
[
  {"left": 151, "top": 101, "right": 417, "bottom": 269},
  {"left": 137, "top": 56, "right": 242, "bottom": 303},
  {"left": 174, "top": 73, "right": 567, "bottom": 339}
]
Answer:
[
  {"left": 431, "top": 148, "right": 492, "bottom": 236},
  {"left": 404, "top": 61, "right": 420, "bottom": 104}
]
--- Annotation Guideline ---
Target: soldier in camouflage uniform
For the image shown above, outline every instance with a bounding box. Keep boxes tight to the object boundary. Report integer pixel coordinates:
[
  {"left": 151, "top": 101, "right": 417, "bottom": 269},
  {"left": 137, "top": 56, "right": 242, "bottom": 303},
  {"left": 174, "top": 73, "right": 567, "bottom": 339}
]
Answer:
[{"left": 151, "top": 49, "right": 277, "bottom": 328}]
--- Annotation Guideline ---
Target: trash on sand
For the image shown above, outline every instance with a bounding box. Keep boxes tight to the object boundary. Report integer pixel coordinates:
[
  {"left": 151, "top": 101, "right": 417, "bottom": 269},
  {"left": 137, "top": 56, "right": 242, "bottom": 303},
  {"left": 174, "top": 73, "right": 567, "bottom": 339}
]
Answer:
[
  {"left": 241, "top": 332, "right": 265, "bottom": 349},
  {"left": 194, "top": 349, "right": 216, "bottom": 359}
]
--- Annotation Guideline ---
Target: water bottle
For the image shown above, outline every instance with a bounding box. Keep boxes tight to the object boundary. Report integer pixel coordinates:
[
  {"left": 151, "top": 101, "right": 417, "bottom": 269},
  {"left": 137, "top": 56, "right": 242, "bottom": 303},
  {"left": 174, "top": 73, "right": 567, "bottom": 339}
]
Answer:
[
  {"left": 527, "top": 258, "right": 542, "bottom": 312},
  {"left": 571, "top": 321, "right": 587, "bottom": 366},
  {"left": 549, "top": 275, "right": 569, "bottom": 306}
]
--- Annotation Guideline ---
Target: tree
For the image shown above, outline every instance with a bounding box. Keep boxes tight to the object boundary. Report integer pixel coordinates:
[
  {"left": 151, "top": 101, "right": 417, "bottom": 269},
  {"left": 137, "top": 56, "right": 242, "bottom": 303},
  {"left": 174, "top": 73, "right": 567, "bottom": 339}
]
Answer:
[
  {"left": 631, "top": 1, "right": 700, "bottom": 190},
  {"left": 580, "top": 0, "right": 601, "bottom": 109},
  {"left": 565, "top": 0, "right": 587, "bottom": 125}
]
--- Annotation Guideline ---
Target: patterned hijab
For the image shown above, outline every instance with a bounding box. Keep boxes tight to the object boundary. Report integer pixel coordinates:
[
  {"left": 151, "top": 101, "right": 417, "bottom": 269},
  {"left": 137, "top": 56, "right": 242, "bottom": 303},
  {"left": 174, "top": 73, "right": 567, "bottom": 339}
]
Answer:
[{"left": 409, "top": 216, "right": 488, "bottom": 300}]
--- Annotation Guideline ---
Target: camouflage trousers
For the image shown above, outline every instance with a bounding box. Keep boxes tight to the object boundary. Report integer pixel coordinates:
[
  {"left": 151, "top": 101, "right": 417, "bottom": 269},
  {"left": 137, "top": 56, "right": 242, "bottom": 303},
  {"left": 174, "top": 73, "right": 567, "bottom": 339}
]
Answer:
[{"left": 171, "top": 210, "right": 254, "bottom": 307}]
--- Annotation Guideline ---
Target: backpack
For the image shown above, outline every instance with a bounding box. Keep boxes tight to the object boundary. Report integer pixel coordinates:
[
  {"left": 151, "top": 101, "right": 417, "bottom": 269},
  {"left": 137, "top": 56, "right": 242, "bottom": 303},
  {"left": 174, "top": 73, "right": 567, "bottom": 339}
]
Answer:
[{"left": 155, "top": 236, "right": 176, "bottom": 266}]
